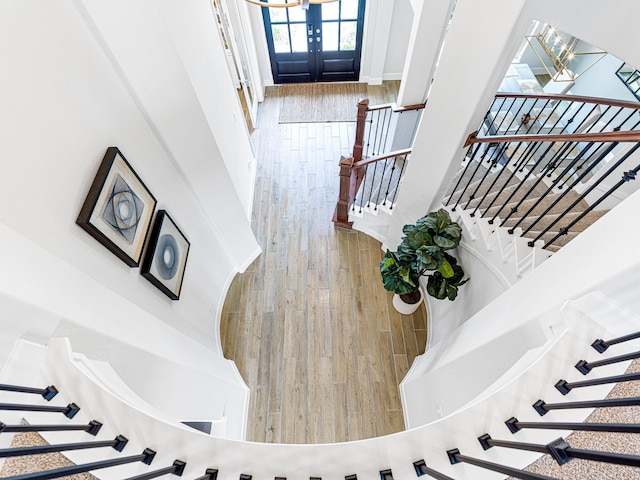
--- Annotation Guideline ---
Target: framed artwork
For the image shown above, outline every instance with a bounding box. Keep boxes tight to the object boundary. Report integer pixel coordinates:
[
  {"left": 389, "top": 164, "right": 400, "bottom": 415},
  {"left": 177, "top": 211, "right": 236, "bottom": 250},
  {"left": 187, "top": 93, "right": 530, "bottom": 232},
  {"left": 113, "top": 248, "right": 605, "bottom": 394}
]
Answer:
[
  {"left": 77, "top": 147, "right": 156, "bottom": 267},
  {"left": 141, "top": 210, "right": 190, "bottom": 300}
]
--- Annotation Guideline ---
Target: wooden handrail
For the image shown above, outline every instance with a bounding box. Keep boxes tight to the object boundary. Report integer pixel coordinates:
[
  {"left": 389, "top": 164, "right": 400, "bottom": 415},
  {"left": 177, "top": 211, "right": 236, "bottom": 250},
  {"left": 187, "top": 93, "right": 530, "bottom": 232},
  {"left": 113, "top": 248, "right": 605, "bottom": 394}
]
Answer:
[
  {"left": 465, "top": 129, "right": 640, "bottom": 147},
  {"left": 496, "top": 92, "right": 640, "bottom": 110},
  {"left": 352, "top": 148, "right": 412, "bottom": 169},
  {"left": 365, "top": 102, "right": 427, "bottom": 113},
  {"left": 366, "top": 102, "right": 394, "bottom": 112},
  {"left": 393, "top": 102, "right": 427, "bottom": 113},
  {"left": 333, "top": 96, "right": 425, "bottom": 228}
]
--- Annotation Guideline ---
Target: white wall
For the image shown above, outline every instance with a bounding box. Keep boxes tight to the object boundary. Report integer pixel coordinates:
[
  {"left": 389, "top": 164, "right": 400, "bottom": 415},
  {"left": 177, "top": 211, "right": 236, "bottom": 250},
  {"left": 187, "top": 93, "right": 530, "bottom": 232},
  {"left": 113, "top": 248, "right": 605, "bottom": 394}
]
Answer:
[
  {"left": 383, "top": 0, "right": 413, "bottom": 80},
  {"left": 570, "top": 53, "right": 637, "bottom": 102},
  {"left": 422, "top": 243, "right": 509, "bottom": 349},
  {"left": 0, "top": 0, "right": 257, "bottom": 421}
]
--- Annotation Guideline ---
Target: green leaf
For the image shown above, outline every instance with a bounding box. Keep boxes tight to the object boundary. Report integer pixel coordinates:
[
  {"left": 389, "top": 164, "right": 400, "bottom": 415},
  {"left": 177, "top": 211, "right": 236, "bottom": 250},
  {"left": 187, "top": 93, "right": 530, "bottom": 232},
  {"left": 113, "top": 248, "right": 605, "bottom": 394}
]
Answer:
[
  {"left": 438, "top": 256, "right": 454, "bottom": 278},
  {"left": 434, "top": 235, "right": 456, "bottom": 249},
  {"left": 443, "top": 223, "right": 462, "bottom": 240},
  {"left": 447, "top": 285, "right": 458, "bottom": 301}
]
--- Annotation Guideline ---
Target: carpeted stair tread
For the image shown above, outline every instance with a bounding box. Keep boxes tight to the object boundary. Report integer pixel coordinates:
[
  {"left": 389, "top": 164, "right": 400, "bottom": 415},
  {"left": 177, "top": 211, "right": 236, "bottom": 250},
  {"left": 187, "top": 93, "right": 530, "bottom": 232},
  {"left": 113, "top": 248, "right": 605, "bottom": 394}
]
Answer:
[
  {"left": 483, "top": 190, "right": 588, "bottom": 220},
  {"left": 0, "top": 430, "right": 97, "bottom": 480},
  {"left": 445, "top": 162, "right": 494, "bottom": 204},
  {"left": 448, "top": 169, "right": 522, "bottom": 207},
  {"left": 502, "top": 210, "right": 608, "bottom": 232},
  {"left": 466, "top": 178, "right": 548, "bottom": 210}
]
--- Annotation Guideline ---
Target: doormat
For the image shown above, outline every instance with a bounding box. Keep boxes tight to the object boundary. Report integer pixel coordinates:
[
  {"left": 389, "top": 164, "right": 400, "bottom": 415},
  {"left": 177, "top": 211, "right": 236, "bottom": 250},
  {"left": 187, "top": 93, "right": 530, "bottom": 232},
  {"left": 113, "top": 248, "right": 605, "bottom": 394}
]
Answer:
[{"left": 277, "top": 83, "right": 369, "bottom": 123}]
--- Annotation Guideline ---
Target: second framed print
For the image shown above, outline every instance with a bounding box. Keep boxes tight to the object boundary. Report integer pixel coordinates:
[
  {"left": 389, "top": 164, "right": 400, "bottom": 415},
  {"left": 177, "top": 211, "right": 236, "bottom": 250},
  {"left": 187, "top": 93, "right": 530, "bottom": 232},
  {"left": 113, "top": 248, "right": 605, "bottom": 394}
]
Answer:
[{"left": 141, "top": 210, "right": 190, "bottom": 300}]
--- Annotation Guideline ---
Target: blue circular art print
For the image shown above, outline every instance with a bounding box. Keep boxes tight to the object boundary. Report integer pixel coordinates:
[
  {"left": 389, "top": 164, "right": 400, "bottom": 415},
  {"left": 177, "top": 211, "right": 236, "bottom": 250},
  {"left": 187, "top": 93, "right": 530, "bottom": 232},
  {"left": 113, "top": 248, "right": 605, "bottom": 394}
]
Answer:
[{"left": 155, "top": 234, "right": 179, "bottom": 280}]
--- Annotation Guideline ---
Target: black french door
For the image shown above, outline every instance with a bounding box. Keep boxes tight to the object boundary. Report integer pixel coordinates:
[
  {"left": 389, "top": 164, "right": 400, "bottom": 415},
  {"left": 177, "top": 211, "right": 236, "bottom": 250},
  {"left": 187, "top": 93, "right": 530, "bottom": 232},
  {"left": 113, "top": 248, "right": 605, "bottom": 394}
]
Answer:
[{"left": 262, "top": 0, "right": 366, "bottom": 83}]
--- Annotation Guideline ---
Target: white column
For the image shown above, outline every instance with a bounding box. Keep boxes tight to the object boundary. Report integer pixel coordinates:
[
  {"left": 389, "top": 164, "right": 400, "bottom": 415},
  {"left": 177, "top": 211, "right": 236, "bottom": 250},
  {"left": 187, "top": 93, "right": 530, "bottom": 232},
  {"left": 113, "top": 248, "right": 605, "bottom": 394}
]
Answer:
[
  {"left": 384, "top": 0, "right": 529, "bottom": 250},
  {"left": 396, "top": 0, "right": 456, "bottom": 106},
  {"left": 361, "top": 0, "right": 394, "bottom": 85}
]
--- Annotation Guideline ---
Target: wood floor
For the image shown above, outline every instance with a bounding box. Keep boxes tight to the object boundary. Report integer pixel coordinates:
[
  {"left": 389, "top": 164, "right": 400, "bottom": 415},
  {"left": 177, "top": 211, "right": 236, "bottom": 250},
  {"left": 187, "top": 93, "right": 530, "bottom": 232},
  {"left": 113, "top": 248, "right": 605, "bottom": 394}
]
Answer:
[{"left": 220, "top": 82, "right": 428, "bottom": 444}]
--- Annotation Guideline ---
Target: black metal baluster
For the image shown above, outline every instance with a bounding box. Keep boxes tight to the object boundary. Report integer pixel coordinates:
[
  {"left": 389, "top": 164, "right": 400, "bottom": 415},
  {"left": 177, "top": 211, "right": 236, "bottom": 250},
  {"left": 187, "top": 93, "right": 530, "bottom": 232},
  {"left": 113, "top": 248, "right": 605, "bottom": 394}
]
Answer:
[
  {"left": 370, "top": 110, "right": 383, "bottom": 156},
  {"left": 482, "top": 142, "right": 539, "bottom": 222},
  {"left": 486, "top": 97, "right": 506, "bottom": 133},
  {"left": 479, "top": 434, "right": 640, "bottom": 467},
  {"left": 532, "top": 100, "right": 571, "bottom": 135},
  {"left": 389, "top": 154, "right": 408, "bottom": 209},
  {"left": 504, "top": 100, "right": 528, "bottom": 135},
  {"left": 529, "top": 98, "right": 552, "bottom": 125},
  {"left": 2, "top": 448, "right": 156, "bottom": 480},
  {"left": 381, "top": 158, "right": 396, "bottom": 207},
  {"left": 0, "top": 402, "right": 80, "bottom": 418},
  {"left": 562, "top": 447, "right": 640, "bottom": 467},
  {"left": 469, "top": 141, "right": 523, "bottom": 216},
  {"left": 533, "top": 397, "right": 640, "bottom": 416},
  {"left": 572, "top": 102, "right": 600, "bottom": 132},
  {"left": 512, "top": 143, "right": 598, "bottom": 234},
  {"left": 413, "top": 459, "right": 454, "bottom": 480},
  {"left": 358, "top": 165, "right": 368, "bottom": 214},
  {"left": 364, "top": 110, "right": 375, "bottom": 158},
  {"left": 478, "top": 434, "right": 546, "bottom": 453},
  {"left": 0, "top": 384, "right": 58, "bottom": 400},
  {"left": 452, "top": 144, "right": 493, "bottom": 210},
  {"left": 366, "top": 161, "right": 379, "bottom": 209},
  {"left": 556, "top": 371, "right": 640, "bottom": 395},
  {"left": 612, "top": 108, "right": 637, "bottom": 132},
  {"left": 444, "top": 144, "right": 480, "bottom": 206},
  {"left": 0, "top": 435, "right": 128, "bottom": 458},
  {"left": 592, "top": 331, "right": 640, "bottom": 353},
  {"left": 517, "top": 141, "right": 617, "bottom": 239},
  {"left": 375, "top": 158, "right": 392, "bottom": 208},
  {"left": 0, "top": 420, "right": 102, "bottom": 435},
  {"left": 488, "top": 141, "right": 558, "bottom": 223},
  {"left": 376, "top": 108, "right": 390, "bottom": 155},
  {"left": 596, "top": 104, "right": 616, "bottom": 131},
  {"left": 379, "top": 108, "right": 392, "bottom": 155},
  {"left": 552, "top": 141, "right": 601, "bottom": 190},
  {"left": 505, "top": 416, "right": 640, "bottom": 434},
  {"left": 462, "top": 143, "right": 506, "bottom": 211},
  {"left": 576, "top": 350, "right": 640, "bottom": 374},
  {"left": 447, "top": 448, "right": 558, "bottom": 480},
  {"left": 499, "top": 97, "right": 519, "bottom": 132},
  {"left": 540, "top": 144, "right": 640, "bottom": 249},
  {"left": 123, "top": 460, "right": 187, "bottom": 480},
  {"left": 352, "top": 167, "right": 361, "bottom": 212},
  {"left": 193, "top": 469, "right": 218, "bottom": 480}
]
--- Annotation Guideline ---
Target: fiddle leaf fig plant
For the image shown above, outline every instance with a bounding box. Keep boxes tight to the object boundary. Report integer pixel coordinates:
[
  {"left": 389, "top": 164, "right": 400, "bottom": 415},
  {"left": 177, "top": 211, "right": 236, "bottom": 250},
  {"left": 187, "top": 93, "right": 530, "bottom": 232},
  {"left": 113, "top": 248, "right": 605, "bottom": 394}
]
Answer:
[{"left": 380, "top": 208, "right": 469, "bottom": 303}]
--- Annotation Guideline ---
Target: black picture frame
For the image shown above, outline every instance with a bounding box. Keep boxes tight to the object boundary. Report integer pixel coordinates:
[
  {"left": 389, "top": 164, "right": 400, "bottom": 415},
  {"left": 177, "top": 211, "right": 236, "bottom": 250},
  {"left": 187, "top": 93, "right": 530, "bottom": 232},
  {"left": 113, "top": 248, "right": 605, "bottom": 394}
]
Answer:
[
  {"left": 77, "top": 147, "right": 157, "bottom": 267},
  {"left": 141, "top": 210, "right": 190, "bottom": 300}
]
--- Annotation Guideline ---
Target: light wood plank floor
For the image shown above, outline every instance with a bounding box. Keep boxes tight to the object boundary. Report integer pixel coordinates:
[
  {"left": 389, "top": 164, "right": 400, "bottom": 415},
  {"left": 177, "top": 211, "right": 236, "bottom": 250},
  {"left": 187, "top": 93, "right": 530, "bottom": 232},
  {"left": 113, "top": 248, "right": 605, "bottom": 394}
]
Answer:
[{"left": 220, "top": 82, "right": 428, "bottom": 444}]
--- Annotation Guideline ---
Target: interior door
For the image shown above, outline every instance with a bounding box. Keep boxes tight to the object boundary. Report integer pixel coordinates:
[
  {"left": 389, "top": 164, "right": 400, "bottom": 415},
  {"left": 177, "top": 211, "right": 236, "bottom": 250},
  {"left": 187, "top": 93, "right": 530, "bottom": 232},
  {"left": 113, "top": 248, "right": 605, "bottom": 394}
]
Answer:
[
  {"left": 213, "top": 0, "right": 259, "bottom": 128},
  {"left": 262, "top": 0, "right": 366, "bottom": 84}
]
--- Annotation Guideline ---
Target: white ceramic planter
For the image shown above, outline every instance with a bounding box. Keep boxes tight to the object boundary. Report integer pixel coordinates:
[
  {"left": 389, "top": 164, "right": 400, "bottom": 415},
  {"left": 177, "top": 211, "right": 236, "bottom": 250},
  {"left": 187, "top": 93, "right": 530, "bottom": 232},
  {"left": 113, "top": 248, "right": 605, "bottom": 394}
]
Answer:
[{"left": 392, "top": 289, "right": 423, "bottom": 315}]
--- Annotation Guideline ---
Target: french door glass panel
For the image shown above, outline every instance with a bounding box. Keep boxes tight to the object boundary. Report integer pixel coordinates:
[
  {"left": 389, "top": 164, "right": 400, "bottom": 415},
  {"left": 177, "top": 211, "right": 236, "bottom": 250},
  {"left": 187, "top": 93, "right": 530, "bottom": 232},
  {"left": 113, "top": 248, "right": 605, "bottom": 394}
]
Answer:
[{"left": 262, "top": 0, "right": 366, "bottom": 83}]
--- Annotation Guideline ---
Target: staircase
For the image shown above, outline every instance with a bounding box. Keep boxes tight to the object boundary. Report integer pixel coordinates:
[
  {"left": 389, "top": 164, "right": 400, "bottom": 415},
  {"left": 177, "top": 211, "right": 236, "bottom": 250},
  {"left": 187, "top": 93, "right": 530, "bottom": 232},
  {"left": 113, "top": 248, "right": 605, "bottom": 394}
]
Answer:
[
  {"left": 335, "top": 92, "right": 640, "bottom": 271},
  {"left": 445, "top": 161, "right": 607, "bottom": 253},
  {"left": 1, "top": 292, "right": 640, "bottom": 479}
]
